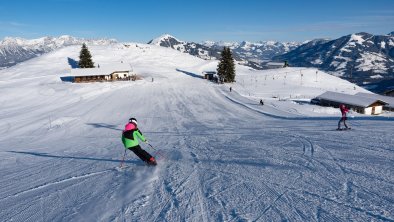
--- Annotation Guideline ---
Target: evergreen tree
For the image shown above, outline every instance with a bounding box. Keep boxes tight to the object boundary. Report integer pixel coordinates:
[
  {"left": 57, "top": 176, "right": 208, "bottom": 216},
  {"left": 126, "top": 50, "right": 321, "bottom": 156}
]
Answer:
[
  {"left": 225, "top": 47, "right": 235, "bottom": 82},
  {"left": 217, "top": 47, "right": 236, "bottom": 83},
  {"left": 78, "top": 43, "right": 94, "bottom": 68}
]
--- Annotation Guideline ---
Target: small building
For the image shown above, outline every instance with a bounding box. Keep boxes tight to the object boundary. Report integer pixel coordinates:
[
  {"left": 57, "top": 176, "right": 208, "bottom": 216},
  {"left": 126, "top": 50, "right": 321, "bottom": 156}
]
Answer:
[
  {"left": 314, "top": 91, "right": 387, "bottom": 115},
  {"left": 263, "top": 62, "right": 285, "bottom": 69},
  {"left": 384, "top": 89, "right": 394, "bottom": 97},
  {"left": 202, "top": 71, "right": 216, "bottom": 80},
  {"left": 355, "top": 92, "right": 394, "bottom": 111},
  {"left": 202, "top": 71, "right": 219, "bottom": 82},
  {"left": 70, "top": 64, "right": 132, "bottom": 83}
]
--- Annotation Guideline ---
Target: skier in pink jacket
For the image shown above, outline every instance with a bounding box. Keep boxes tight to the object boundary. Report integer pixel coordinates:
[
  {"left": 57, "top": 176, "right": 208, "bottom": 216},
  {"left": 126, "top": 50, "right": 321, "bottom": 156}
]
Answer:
[{"left": 337, "top": 104, "right": 350, "bottom": 130}]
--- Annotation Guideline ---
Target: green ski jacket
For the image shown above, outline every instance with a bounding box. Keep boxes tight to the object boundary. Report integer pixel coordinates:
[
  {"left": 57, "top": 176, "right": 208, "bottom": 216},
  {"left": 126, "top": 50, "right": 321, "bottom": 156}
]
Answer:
[{"left": 122, "top": 129, "right": 146, "bottom": 149}]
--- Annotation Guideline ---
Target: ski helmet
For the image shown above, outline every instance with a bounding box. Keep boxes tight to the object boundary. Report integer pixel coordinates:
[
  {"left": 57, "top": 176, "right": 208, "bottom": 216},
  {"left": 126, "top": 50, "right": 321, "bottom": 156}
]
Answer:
[{"left": 129, "top": 117, "right": 138, "bottom": 126}]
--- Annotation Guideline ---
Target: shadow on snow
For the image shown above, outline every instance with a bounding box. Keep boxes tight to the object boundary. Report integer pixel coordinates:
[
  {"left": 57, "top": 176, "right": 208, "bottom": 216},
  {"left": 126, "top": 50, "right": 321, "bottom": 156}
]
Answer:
[
  {"left": 86, "top": 123, "right": 123, "bottom": 131},
  {"left": 7, "top": 150, "right": 140, "bottom": 165},
  {"left": 176, "top": 68, "right": 204, "bottom": 79}
]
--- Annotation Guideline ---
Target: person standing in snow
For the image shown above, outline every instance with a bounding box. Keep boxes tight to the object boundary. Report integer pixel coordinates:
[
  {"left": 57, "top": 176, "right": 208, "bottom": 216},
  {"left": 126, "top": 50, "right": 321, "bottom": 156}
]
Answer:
[
  {"left": 337, "top": 104, "right": 350, "bottom": 130},
  {"left": 121, "top": 118, "right": 157, "bottom": 165}
]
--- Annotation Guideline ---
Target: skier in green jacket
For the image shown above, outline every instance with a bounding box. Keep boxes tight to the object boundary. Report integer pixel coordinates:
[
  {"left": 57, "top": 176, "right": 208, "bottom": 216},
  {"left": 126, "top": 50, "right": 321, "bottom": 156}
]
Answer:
[{"left": 122, "top": 118, "right": 157, "bottom": 165}]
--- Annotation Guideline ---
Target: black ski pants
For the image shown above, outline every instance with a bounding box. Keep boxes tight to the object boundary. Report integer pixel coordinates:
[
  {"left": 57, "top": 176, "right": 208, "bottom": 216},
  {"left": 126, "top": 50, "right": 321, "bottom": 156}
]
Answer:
[
  {"left": 128, "top": 145, "right": 153, "bottom": 163},
  {"left": 338, "top": 117, "right": 348, "bottom": 129}
]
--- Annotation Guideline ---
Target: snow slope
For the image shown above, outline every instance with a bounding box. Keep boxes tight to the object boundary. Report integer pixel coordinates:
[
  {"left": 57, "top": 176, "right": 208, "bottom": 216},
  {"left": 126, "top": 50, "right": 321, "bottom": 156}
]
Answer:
[{"left": 0, "top": 44, "right": 393, "bottom": 221}]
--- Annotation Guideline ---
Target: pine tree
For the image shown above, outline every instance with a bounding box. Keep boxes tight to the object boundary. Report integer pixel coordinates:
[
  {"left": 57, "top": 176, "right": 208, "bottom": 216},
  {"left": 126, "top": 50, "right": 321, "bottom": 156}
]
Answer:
[
  {"left": 78, "top": 43, "right": 94, "bottom": 68},
  {"left": 217, "top": 47, "right": 236, "bottom": 83},
  {"left": 225, "top": 47, "right": 235, "bottom": 82},
  {"left": 217, "top": 49, "right": 226, "bottom": 83}
]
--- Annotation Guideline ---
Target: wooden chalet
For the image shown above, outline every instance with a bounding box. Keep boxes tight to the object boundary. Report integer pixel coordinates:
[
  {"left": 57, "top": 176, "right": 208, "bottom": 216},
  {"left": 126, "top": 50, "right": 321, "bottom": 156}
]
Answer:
[
  {"left": 355, "top": 92, "right": 394, "bottom": 111},
  {"left": 315, "top": 91, "right": 387, "bottom": 115},
  {"left": 70, "top": 64, "right": 132, "bottom": 83}
]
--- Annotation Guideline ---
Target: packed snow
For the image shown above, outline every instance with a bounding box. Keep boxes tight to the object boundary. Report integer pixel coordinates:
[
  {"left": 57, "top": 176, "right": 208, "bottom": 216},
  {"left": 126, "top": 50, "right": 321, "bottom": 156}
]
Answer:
[{"left": 0, "top": 43, "right": 393, "bottom": 221}]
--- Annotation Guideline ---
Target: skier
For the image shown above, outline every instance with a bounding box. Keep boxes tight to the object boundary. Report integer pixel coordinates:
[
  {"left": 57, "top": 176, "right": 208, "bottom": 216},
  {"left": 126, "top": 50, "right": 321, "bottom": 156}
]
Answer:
[
  {"left": 229, "top": 87, "right": 232, "bottom": 92},
  {"left": 260, "top": 99, "right": 264, "bottom": 105},
  {"left": 337, "top": 104, "right": 350, "bottom": 130},
  {"left": 121, "top": 118, "right": 157, "bottom": 165}
]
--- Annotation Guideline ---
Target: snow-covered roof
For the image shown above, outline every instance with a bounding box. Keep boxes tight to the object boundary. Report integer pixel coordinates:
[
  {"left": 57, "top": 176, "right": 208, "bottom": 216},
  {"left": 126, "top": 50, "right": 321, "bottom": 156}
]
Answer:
[
  {"left": 71, "top": 64, "right": 131, "bottom": 76},
  {"left": 202, "top": 71, "right": 216, "bottom": 74},
  {"left": 355, "top": 92, "right": 394, "bottom": 108},
  {"left": 266, "top": 62, "right": 284, "bottom": 66},
  {"left": 316, "top": 91, "right": 387, "bottom": 108}
]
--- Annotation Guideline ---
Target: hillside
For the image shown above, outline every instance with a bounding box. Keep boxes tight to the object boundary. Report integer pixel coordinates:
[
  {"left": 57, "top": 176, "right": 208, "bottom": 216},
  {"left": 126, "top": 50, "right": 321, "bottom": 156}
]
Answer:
[
  {"left": 0, "top": 44, "right": 393, "bottom": 221},
  {"left": 273, "top": 32, "right": 394, "bottom": 93}
]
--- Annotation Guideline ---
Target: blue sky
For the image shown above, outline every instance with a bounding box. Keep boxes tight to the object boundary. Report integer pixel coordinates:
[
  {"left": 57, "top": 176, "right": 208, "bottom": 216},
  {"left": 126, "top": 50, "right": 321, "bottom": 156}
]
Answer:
[{"left": 1, "top": 0, "right": 393, "bottom": 43}]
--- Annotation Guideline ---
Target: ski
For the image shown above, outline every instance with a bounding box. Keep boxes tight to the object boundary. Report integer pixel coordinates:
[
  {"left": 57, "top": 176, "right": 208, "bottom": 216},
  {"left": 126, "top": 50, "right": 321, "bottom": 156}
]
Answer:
[{"left": 336, "top": 127, "right": 352, "bottom": 131}]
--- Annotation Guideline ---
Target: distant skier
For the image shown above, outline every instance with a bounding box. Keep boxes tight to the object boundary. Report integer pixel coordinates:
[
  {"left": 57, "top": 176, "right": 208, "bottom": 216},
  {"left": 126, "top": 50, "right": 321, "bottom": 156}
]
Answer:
[
  {"left": 337, "top": 104, "right": 350, "bottom": 130},
  {"left": 230, "top": 87, "right": 232, "bottom": 92},
  {"left": 121, "top": 118, "right": 157, "bottom": 165},
  {"left": 260, "top": 99, "right": 264, "bottom": 106}
]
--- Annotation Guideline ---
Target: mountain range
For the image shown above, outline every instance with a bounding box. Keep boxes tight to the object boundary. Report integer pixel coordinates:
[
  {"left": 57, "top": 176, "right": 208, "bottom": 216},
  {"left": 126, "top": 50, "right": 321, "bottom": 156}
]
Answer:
[
  {"left": 0, "top": 35, "right": 116, "bottom": 69},
  {"left": 147, "top": 34, "right": 300, "bottom": 69},
  {"left": 272, "top": 32, "right": 394, "bottom": 93}
]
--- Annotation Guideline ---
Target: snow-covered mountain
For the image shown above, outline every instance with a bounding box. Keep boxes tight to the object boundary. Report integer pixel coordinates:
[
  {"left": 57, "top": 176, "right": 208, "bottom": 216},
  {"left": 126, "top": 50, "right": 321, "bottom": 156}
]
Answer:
[
  {"left": 207, "top": 40, "right": 300, "bottom": 61},
  {"left": 147, "top": 34, "right": 217, "bottom": 60},
  {"left": 0, "top": 35, "right": 117, "bottom": 68},
  {"left": 272, "top": 32, "right": 394, "bottom": 93},
  {"left": 147, "top": 34, "right": 301, "bottom": 69}
]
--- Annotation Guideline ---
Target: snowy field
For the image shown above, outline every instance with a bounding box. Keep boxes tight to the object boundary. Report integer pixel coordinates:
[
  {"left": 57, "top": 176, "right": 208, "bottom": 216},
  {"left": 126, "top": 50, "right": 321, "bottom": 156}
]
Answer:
[{"left": 0, "top": 44, "right": 393, "bottom": 221}]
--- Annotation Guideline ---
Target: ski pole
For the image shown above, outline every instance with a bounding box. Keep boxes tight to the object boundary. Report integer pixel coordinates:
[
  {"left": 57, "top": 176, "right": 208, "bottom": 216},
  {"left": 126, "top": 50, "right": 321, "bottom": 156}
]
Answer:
[
  {"left": 147, "top": 142, "right": 156, "bottom": 150},
  {"left": 119, "top": 149, "right": 127, "bottom": 168},
  {"left": 146, "top": 142, "right": 166, "bottom": 160}
]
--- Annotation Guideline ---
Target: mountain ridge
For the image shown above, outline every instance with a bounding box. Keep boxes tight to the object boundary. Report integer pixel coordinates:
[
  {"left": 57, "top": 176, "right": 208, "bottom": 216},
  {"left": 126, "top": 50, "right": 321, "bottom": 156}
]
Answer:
[
  {"left": 0, "top": 36, "right": 117, "bottom": 68},
  {"left": 272, "top": 31, "right": 394, "bottom": 93},
  {"left": 147, "top": 34, "right": 301, "bottom": 69}
]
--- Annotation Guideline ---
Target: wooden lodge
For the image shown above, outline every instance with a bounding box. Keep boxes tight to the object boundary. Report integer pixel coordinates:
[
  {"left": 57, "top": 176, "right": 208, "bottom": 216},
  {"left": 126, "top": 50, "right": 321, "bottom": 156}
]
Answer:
[
  {"left": 355, "top": 92, "right": 394, "bottom": 111},
  {"left": 314, "top": 91, "right": 387, "bottom": 115},
  {"left": 70, "top": 64, "right": 133, "bottom": 83}
]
